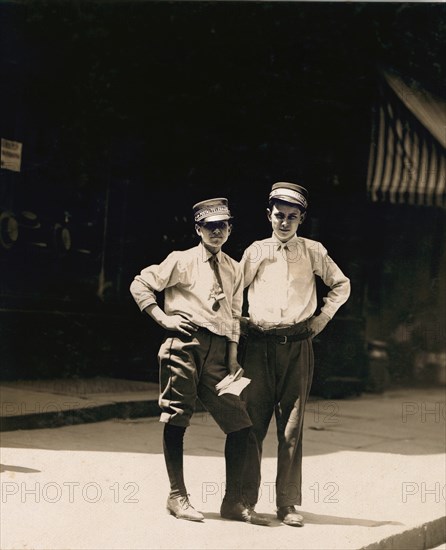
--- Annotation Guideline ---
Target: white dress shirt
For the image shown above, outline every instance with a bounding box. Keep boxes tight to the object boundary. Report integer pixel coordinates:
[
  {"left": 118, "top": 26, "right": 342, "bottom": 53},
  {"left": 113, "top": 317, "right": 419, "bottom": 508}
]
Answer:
[{"left": 240, "top": 234, "right": 351, "bottom": 329}]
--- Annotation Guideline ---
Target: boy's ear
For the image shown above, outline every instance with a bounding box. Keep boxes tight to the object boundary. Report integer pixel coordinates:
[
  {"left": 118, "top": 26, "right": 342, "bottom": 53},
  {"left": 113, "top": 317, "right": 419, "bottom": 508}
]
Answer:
[
  {"left": 300, "top": 211, "right": 306, "bottom": 223},
  {"left": 266, "top": 208, "right": 272, "bottom": 222},
  {"left": 195, "top": 223, "right": 202, "bottom": 237}
]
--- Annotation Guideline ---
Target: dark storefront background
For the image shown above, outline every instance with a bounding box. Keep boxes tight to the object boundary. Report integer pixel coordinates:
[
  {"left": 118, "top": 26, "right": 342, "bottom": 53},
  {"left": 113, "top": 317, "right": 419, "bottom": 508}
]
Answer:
[{"left": 1, "top": 2, "right": 445, "bottom": 393}]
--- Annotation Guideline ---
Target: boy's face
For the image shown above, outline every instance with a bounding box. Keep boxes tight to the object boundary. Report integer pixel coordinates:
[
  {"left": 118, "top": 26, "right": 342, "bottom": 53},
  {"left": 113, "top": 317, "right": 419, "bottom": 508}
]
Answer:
[
  {"left": 195, "top": 220, "right": 232, "bottom": 253},
  {"left": 267, "top": 201, "right": 304, "bottom": 242}
]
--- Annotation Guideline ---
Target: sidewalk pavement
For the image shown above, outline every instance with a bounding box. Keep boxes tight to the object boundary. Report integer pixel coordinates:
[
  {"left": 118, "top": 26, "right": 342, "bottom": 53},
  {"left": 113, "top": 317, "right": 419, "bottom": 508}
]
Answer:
[
  {"left": 0, "top": 377, "right": 162, "bottom": 432},
  {"left": 0, "top": 378, "right": 445, "bottom": 550}
]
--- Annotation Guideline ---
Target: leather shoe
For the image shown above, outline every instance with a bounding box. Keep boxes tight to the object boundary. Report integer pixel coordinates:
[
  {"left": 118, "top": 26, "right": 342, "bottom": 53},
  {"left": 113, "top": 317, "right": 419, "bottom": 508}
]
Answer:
[
  {"left": 167, "top": 495, "right": 204, "bottom": 522},
  {"left": 277, "top": 505, "right": 304, "bottom": 526},
  {"left": 220, "top": 499, "right": 270, "bottom": 525}
]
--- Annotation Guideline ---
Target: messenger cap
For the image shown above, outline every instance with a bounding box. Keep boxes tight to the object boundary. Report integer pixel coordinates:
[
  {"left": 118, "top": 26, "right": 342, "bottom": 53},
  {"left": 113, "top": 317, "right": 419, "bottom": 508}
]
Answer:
[
  {"left": 193, "top": 197, "right": 232, "bottom": 223},
  {"left": 269, "top": 182, "right": 309, "bottom": 210}
]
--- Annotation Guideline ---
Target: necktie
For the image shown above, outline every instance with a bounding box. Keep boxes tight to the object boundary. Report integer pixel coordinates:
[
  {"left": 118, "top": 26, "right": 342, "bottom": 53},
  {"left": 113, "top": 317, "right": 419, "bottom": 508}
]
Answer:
[
  {"left": 278, "top": 244, "right": 289, "bottom": 312},
  {"left": 209, "top": 255, "right": 225, "bottom": 311}
]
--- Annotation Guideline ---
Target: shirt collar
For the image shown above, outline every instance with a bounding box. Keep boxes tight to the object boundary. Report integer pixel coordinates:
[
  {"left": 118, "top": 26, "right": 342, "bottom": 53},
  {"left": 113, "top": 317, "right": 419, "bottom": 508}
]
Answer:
[
  {"left": 199, "top": 242, "right": 223, "bottom": 263},
  {"left": 271, "top": 233, "right": 299, "bottom": 250}
]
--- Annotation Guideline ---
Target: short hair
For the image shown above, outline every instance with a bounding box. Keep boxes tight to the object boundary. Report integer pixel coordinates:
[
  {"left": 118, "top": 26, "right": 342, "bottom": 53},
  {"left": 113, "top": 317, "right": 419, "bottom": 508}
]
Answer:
[{"left": 268, "top": 197, "right": 306, "bottom": 214}]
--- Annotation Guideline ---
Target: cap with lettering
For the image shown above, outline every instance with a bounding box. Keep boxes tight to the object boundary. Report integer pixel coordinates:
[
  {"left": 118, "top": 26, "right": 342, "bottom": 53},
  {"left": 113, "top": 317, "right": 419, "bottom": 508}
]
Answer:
[
  {"left": 269, "top": 182, "right": 309, "bottom": 210},
  {"left": 193, "top": 197, "right": 232, "bottom": 223}
]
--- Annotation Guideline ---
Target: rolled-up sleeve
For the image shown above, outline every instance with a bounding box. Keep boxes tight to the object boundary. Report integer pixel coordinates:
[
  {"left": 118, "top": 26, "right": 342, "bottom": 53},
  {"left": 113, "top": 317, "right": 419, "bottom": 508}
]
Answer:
[
  {"left": 129, "top": 252, "right": 182, "bottom": 312},
  {"left": 228, "top": 263, "right": 244, "bottom": 343}
]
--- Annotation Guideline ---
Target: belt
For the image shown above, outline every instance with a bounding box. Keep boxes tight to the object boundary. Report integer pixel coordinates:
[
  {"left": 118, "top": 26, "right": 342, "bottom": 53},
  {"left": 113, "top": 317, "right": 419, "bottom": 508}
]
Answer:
[
  {"left": 263, "top": 333, "right": 310, "bottom": 344},
  {"left": 247, "top": 320, "right": 312, "bottom": 344},
  {"left": 165, "top": 326, "right": 223, "bottom": 339}
]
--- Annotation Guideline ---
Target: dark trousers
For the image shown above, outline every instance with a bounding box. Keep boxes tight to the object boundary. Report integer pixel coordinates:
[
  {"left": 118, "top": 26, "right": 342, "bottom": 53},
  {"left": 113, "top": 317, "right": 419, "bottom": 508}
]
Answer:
[
  {"left": 240, "top": 323, "right": 314, "bottom": 507},
  {"left": 159, "top": 328, "right": 252, "bottom": 500},
  {"left": 158, "top": 328, "right": 252, "bottom": 433}
]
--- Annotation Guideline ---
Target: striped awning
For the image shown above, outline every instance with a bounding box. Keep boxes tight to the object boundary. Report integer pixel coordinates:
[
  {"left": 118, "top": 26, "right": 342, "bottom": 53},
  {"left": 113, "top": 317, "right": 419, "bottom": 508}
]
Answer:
[{"left": 367, "top": 70, "right": 446, "bottom": 208}]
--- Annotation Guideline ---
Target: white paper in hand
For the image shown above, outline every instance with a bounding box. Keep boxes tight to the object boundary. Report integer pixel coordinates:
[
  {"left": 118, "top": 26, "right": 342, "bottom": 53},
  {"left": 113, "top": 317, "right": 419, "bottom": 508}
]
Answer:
[
  {"left": 216, "top": 370, "right": 251, "bottom": 397},
  {"left": 217, "top": 377, "right": 251, "bottom": 396}
]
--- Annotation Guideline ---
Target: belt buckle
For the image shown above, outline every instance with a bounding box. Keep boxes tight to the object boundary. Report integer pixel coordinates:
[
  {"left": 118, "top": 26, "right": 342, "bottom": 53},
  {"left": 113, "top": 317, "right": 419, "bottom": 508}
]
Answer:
[{"left": 278, "top": 335, "right": 288, "bottom": 345}]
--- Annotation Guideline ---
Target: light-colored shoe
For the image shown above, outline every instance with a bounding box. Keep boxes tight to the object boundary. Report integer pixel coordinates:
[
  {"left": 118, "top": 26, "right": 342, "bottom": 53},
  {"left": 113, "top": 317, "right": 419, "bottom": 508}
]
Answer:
[{"left": 167, "top": 495, "right": 204, "bottom": 522}]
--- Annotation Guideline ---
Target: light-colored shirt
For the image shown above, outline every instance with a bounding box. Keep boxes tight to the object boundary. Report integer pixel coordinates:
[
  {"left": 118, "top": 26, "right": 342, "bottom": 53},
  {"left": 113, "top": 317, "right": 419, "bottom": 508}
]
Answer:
[
  {"left": 240, "top": 234, "right": 350, "bottom": 328},
  {"left": 130, "top": 242, "right": 243, "bottom": 342}
]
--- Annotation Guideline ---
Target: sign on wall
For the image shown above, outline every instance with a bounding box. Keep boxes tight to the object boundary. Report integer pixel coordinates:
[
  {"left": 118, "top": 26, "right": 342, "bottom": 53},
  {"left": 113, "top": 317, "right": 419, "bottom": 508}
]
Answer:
[{"left": 1, "top": 138, "right": 23, "bottom": 172}]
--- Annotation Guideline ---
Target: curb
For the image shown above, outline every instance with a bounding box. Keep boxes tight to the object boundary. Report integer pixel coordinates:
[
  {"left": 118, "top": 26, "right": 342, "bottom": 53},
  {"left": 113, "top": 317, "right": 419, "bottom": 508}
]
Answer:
[
  {"left": 360, "top": 517, "right": 446, "bottom": 550},
  {"left": 0, "top": 399, "right": 161, "bottom": 432}
]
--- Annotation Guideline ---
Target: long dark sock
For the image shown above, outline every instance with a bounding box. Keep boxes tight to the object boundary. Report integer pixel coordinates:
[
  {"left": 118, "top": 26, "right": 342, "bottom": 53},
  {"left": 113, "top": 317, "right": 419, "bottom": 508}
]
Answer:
[
  {"left": 163, "top": 424, "right": 187, "bottom": 498},
  {"left": 224, "top": 427, "right": 250, "bottom": 503}
]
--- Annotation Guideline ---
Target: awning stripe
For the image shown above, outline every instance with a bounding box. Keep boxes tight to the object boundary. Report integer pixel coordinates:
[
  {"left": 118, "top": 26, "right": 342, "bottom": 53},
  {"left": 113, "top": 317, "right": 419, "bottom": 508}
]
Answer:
[{"left": 367, "top": 79, "right": 446, "bottom": 209}]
